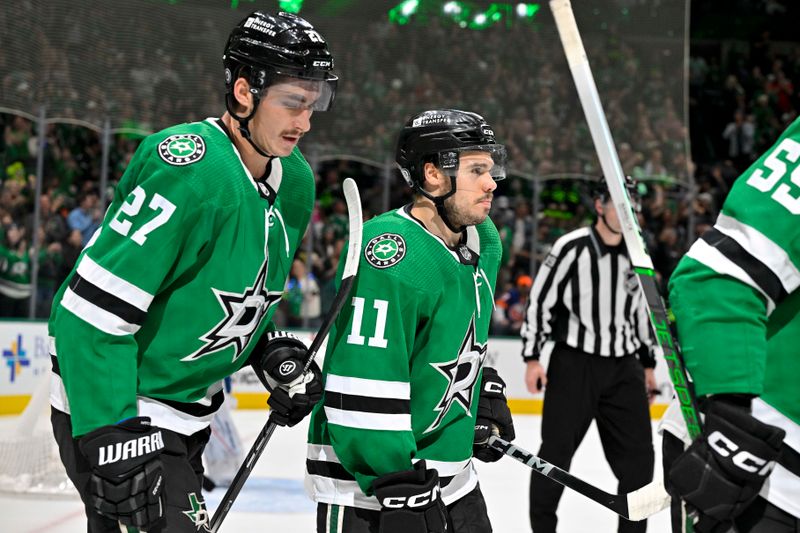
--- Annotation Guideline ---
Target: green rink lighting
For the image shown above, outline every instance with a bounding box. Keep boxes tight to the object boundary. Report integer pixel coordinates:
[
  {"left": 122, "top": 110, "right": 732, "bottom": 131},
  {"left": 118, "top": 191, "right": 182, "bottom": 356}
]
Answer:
[
  {"left": 389, "top": 0, "right": 420, "bottom": 25},
  {"left": 390, "top": 1, "right": 540, "bottom": 30},
  {"left": 278, "top": 0, "right": 304, "bottom": 13}
]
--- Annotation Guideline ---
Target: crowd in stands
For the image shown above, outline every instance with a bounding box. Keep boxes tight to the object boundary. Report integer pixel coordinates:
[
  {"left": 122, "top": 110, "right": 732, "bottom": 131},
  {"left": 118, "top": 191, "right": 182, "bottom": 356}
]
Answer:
[{"left": 1, "top": 2, "right": 798, "bottom": 337}]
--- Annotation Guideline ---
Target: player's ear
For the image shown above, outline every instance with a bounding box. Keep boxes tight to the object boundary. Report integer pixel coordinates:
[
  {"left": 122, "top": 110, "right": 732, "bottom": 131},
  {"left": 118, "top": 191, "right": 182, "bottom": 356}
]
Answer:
[
  {"left": 232, "top": 77, "right": 254, "bottom": 116},
  {"left": 422, "top": 161, "right": 445, "bottom": 194}
]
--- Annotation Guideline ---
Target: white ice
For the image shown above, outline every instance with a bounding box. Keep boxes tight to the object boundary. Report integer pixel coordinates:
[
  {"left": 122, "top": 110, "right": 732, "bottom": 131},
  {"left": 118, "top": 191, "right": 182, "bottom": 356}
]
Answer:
[{"left": 0, "top": 412, "right": 671, "bottom": 532}]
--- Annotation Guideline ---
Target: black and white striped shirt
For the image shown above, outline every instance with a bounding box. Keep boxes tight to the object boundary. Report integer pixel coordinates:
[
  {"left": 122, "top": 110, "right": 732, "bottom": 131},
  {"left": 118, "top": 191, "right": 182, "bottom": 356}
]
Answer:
[{"left": 521, "top": 225, "right": 655, "bottom": 367}]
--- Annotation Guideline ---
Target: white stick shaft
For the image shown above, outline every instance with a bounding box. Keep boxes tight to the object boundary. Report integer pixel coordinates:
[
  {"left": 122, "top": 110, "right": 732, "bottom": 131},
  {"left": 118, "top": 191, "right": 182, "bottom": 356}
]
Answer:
[{"left": 549, "top": 0, "right": 654, "bottom": 270}]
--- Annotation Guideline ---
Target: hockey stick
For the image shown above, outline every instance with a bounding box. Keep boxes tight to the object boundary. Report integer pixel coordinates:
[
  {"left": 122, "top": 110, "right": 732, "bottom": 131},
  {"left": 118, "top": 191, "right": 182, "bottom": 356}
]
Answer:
[
  {"left": 489, "top": 436, "right": 670, "bottom": 521},
  {"left": 549, "top": 0, "right": 702, "bottom": 440},
  {"left": 209, "top": 178, "right": 363, "bottom": 532}
]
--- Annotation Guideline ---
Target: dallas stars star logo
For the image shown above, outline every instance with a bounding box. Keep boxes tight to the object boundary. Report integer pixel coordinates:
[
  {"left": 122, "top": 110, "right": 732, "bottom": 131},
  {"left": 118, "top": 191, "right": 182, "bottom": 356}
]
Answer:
[
  {"left": 364, "top": 233, "right": 406, "bottom": 269},
  {"left": 182, "top": 492, "right": 210, "bottom": 531},
  {"left": 425, "top": 316, "right": 487, "bottom": 433},
  {"left": 182, "top": 212, "right": 282, "bottom": 363},
  {"left": 158, "top": 134, "right": 206, "bottom": 166}
]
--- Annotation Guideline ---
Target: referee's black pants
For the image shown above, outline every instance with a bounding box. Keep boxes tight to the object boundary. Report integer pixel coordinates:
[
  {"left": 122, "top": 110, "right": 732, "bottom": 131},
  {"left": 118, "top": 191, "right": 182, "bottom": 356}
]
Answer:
[{"left": 530, "top": 344, "right": 654, "bottom": 533}]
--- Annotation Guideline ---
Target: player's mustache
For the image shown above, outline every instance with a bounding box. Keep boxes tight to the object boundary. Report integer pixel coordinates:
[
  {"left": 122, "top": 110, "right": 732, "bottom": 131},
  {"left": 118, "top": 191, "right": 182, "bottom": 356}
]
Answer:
[{"left": 478, "top": 194, "right": 493, "bottom": 203}]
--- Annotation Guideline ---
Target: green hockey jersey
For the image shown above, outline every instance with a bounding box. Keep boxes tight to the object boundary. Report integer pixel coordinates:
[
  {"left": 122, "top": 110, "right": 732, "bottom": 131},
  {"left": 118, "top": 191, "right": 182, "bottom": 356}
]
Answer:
[
  {"left": 0, "top": 244, "right": 31, "bottom": 299},
  {"left": 668, "top": 116, "right": 800, "bottom": 518},
  {"left": 49, "top": 118, "right": 315, "bottom": 437},
  {"left": 307, "top": 206, "right": 502, "bottom": 509}
]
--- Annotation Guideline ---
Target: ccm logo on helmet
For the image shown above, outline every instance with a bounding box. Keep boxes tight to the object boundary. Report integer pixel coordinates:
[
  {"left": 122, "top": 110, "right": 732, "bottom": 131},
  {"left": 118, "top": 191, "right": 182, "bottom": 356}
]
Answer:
[
  {"left": 312, "top": 60, "right": 332, "bottom": 68},
  {"left": 708, "top": 430, "right": 776, "bottom": 475},
  {"left": 381, "top": 485, "right": 441, "bottom": 508}
]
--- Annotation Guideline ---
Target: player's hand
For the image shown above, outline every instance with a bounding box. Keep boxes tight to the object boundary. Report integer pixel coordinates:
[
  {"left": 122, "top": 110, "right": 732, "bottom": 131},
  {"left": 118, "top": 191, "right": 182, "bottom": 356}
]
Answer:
[
  {"left": 473, "top": 367, "right": 515, "bottom": 463},
  {"left": 78, "top": 417, "right": 166, "bottom": 531},
  {"left": 524, "top": 360, "right": 546, "bottom": 394},
  {"left": 373, "top": 460, "right": 447, "bottom": 533},
  {"left": 668, "top": 399, "right": 784, "bottom": 531},
  {"left": 251, "top": 331, "right": 323, "bottom": 427}
]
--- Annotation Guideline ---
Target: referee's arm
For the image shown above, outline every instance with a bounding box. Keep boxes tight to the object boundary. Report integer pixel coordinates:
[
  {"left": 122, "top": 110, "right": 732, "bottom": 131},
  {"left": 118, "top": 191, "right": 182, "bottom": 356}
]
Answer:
[{"left": 521, "top": 239, "right": 577, "bottom": 393}]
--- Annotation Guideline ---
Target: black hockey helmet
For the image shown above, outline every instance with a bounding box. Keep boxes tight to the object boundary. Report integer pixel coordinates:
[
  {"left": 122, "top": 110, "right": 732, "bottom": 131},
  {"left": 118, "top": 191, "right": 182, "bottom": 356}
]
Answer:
[
  {"left": 592, "top": 175, "right": 641, "bottom": 211},
  {"left": 395, "top": 109, "right": 507, "bottom": 196},
  {"left": 223, "top": 11, "right": 337, "bottom": 113}
]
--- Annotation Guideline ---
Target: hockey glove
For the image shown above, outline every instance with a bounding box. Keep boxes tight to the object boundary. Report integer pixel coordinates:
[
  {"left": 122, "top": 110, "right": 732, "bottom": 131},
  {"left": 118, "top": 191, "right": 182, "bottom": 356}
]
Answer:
[
  {"left": 77, "top": 417, "right": 166, "bottom": 531},
  {"left": 251, "top": 331, "right": 323, "bottom": 427},
  {"left": 473, "top": 367, "right": 515, "bottom": 462},
  {"left": 668, "top": 399, "right": 785, "bottom": 531},
  {"left": 373, "top": 460, "right": 448, "bottom": 533}
]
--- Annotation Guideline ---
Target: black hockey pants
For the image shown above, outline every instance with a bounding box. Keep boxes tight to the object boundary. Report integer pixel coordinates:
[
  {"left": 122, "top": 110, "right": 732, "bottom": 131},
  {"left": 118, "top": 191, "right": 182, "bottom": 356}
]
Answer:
[{"left": 530, "top": 344, "right": 654, "bottom": 533}]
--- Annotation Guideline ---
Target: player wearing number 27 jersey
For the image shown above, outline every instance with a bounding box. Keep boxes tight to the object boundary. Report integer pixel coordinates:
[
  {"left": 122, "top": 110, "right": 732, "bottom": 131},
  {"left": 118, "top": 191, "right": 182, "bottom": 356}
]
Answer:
[
  {"left": 663, "top": 117, "right": 800, "bottom": 528},
  {"left": 48, "top": 118, "right": 314, "bottom": 436}
]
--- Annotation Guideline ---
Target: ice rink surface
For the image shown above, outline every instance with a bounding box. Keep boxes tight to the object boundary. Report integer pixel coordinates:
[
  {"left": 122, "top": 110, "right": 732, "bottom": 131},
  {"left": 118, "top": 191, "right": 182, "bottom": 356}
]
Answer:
[{"left": 1, "top": 412, "right": 672, "bottom": 532}]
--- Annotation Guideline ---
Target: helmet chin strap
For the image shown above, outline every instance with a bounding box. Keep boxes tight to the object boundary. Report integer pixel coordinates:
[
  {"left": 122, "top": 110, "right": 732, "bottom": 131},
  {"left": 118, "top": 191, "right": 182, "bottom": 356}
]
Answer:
[
  {"left": 226, "top": 88, "right": 275, "bottom": 159},
  {"left": 236, "top": 116, "right": 275, "bottom": 159},
  {"left": 435, "top": 198, "right": 465, "bottom": 234},
  {"left": 598, "top": 209, "right": 621, "bottom": 235},
  {"left": 418, "top": 174, "right": 465, "bottom": 235}
]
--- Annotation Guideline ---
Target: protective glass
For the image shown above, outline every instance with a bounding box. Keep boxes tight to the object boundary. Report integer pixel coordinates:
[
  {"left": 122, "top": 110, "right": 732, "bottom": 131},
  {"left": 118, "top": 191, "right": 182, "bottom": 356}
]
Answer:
[{"left": 438, "top": 144, "right": 508, "bottom": 180}]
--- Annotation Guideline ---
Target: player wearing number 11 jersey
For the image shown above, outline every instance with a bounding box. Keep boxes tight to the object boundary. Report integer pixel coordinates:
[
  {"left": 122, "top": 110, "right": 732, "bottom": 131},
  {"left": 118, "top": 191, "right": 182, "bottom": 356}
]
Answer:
[
  {"left": 662, "top": 117, "right": 800, "bottom": 531},
  {"left": 48, "top": 11, "right": 336, "bottom": 532},
  {"left": 307, "top": 110, "right": 516, "bottom": 533}
]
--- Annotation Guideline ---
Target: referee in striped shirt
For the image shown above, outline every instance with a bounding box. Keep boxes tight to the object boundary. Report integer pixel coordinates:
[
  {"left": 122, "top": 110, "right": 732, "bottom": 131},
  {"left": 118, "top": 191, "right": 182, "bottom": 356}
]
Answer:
[{"left": 521, "top": 182, "right": 657, "bottom": 533}]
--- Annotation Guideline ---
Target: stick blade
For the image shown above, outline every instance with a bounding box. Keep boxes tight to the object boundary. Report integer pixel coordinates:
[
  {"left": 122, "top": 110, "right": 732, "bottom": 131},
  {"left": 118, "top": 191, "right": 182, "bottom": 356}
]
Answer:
[
  {"left": 625, "top": 479, "right": 671, "bottom": 521},
  {"left": 341, "top": 177, "right": 363, "bottom": 280}
]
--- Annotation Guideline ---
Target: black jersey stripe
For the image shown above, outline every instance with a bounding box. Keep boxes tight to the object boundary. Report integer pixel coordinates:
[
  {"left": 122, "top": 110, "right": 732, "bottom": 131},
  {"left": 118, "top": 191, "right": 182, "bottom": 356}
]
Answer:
[
  {"left": 701, "top": 229, "right": 788, "bottom": 305},
  {"left": 324, "top": 392, "right": 410, "bottom": 415},
  {"left": 156, "top": 389, "right": 225, "bottom": 417},
  {"left": 608, "top": 253, "right": 619, "bottom": 356},
  {"left": 307, "top": 459, "right": 356, "bottom": 481},
  {"left": 588, "top": 246, "right": 602, "bottom": 355},
  {"left": 779, "top": 441, "right": 800, "bottom": 478},
  {"left": 69, "top": 273, "right": 146, "bottom": 325},
  {"left": 51, "top": 354, "right": 61, "bottom": 376}
]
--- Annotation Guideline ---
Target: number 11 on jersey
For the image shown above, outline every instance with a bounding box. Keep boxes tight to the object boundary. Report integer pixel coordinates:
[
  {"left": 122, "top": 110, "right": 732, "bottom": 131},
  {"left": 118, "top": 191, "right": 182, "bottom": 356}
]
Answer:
[{"left": 347, "top": 297, "right": 389, "bottom": 348}]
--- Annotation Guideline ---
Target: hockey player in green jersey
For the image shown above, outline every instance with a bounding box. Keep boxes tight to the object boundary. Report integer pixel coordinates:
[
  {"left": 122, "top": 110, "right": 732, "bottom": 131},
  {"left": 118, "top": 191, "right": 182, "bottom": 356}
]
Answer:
[
  {"left": 662, "top": 117, "right": 800, "bottom": 532},
  {"left": 307, "top": 110, "right": 516, "bottom": 533},
  {"left": 48, "top": 11, "right": 337, "bottom": 532}
]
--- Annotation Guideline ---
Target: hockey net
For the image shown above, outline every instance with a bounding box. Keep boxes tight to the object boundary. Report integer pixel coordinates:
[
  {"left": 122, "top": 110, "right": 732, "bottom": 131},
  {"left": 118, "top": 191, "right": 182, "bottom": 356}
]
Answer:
[{"left": 0, "top": 371, "right": 76, "bottom": 497}]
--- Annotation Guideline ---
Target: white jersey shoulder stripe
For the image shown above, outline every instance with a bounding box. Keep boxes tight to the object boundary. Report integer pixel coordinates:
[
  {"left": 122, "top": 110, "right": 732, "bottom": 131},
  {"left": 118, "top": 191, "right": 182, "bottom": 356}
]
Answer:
[
  {"left": 78, "top": 254, "right": 154, "bottom": 311},
  {"left": 685, "top": 238, "right": 775, "bottom": 314},
  {"left": 61, "top": 287, "right": 142, "bottom": 336},
  {"left": 324, "top": 406, "right": 411, "bottom": 431},
  {"left": 715, "top": 213, "right": 800, "bottom": 293},
  {"left": 325, "top": 373, "right": 410, "bottom": 399}
]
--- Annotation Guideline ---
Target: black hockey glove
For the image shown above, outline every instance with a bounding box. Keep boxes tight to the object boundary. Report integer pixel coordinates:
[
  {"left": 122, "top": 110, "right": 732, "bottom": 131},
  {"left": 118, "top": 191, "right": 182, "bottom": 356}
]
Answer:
[
  {"left": 251, "top": 331, "right": 323, "bottom": 427},
  {"left": 373, "top": 460, "right": 448, "bottom": 533},
  {"left": 668, "top": 399, "right": 785, "bottom": 532},
  {"left": 473, "top": 367, "right": 515, "bottom": 462},
  {"left": 77, "top": 417, "right": 166, "bottom": 531}
]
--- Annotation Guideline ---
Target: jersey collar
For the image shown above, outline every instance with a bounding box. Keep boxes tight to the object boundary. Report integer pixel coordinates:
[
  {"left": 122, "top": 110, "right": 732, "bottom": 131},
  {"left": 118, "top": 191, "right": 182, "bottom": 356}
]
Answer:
[
  {"left": 208, "top": 118, "right": 283, "bottom": 205},
  {"left": 398, "top": 204, "right": 481, "bottom": 266}
]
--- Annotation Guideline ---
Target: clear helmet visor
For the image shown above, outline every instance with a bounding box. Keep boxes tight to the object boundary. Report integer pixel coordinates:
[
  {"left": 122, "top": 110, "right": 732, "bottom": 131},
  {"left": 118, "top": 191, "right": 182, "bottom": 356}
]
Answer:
[
  {"left": 437, "top": 144, "right": 508, "bottom": 180},
  {"left": 259, "top": 73, "right": 338, "bottom": 112}
]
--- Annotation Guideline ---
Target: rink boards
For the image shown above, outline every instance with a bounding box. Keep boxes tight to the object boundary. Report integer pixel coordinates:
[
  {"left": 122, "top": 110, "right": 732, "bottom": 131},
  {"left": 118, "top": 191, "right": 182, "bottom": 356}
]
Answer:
[{"left": 0, "top": 321, "right": 671, "bottom": 417}]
